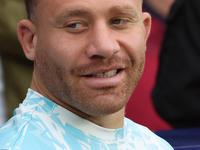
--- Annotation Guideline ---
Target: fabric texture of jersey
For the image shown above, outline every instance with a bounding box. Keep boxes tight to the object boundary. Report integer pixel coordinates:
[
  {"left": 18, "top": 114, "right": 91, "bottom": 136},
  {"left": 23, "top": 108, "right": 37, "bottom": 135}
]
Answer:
[{"left": 0, "top": 89, "right": 173, "bottom": 150}]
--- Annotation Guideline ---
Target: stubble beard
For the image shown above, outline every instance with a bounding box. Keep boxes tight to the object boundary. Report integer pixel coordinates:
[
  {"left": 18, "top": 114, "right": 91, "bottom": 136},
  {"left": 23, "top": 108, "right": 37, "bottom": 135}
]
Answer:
[
  {"left": 65, "top": 55, "right": 145, "bottom": 116},
  {"left": 35, "top": 44, "right": 145, "bottom": 117}
]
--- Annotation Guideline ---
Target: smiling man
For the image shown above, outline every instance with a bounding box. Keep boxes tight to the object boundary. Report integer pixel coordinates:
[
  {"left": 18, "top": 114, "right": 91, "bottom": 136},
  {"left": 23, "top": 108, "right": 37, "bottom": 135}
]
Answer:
[{"left": 0, "top": 0, "right": 173, "bottom": 149}]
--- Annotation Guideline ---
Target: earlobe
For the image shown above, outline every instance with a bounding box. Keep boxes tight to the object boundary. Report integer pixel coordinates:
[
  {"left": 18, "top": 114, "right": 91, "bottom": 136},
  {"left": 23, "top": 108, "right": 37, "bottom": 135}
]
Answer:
[
  {"left": 17, "top": 20, "right": 37, "bottom": 61},
  {"left": 142, "top": 12, "right": 152, "bottom": 44}
]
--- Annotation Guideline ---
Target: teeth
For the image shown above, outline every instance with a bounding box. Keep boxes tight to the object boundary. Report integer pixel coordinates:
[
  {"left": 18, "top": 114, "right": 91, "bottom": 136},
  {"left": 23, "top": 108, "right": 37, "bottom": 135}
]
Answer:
[{"left": 92, "top": 70, "right": 117, "bottom": 78}]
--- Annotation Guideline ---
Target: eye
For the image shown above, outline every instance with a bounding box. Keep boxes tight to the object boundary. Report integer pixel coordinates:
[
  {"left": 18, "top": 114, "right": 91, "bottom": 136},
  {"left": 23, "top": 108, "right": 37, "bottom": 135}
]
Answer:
[
  {"left": 110, "top": 18, "right": 130, "bottom": 29},
  {"left": 111, "top": 18, "right": 130, "bottom": 26},
  {"left": 64, "top": 21, "right": 88, "bottom": 33},
  {"left": 112, "top": 19, "right": 123, "bottom": 25},
  {"left": 67, "top": 22, "right": 84, "bottom": 28}
]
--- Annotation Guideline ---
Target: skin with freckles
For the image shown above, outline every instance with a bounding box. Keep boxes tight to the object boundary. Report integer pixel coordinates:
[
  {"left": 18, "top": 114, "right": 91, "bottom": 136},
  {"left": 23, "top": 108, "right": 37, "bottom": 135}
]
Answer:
[{"left": 18, "top": 0, "right": 151, "bottom": 129}]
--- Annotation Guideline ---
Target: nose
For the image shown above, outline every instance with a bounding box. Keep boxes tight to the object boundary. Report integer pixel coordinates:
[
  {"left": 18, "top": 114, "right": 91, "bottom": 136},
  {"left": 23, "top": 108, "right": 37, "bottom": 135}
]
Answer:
[{"left": 85, "top": 22, "right": 120, "bottom": 59}]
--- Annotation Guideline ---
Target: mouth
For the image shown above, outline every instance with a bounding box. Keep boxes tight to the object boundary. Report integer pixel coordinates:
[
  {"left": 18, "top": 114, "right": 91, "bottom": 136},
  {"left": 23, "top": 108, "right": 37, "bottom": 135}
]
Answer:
[{"left": 86, "top": 69, "right": 122, "bottom": 78}]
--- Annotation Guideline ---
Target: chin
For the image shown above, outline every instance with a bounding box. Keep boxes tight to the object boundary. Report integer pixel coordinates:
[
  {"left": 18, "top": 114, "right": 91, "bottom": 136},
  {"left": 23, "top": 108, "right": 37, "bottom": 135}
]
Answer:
[{"left": 72, "top": 91, "right": 131, "bottom": 117}]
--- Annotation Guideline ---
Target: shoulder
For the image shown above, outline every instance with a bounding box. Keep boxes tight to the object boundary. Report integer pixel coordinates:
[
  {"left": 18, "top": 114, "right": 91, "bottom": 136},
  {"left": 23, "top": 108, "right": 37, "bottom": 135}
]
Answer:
[
  {"left": 0, "top": 116, "right": 55, "bottom": 150},
  {"left": 0, "top": 117, "right": 35, "bottom": 149},
  {"left": 0, "top": 99, "right": 45, "bottom": 149},
  {"left": 125, "top": 118, "right": 173, "bottom": 149}
]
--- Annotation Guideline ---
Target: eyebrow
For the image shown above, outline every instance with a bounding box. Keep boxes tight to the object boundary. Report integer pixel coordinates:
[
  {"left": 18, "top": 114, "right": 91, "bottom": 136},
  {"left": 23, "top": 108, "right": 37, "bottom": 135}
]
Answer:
[
  {"left": 54, "top": 8, "right": 90, "bottom": 24},
  {"left": 109, "top": 4, "right": 139, "bottom": 17}
]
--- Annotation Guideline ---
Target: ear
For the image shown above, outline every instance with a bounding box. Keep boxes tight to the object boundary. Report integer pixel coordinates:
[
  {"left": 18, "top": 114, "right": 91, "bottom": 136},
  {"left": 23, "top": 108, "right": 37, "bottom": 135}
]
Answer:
[
  {"left": 17, "top": 20, "right": 37, "bottom": 61},
  {"left": 142, "top": 12, "right": 152, "bottom": 44}
]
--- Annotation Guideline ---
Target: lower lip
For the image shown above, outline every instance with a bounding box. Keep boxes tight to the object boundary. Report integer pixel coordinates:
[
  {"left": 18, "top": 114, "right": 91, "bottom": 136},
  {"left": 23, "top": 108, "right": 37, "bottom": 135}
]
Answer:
[{"left": 83, "top": 70, "right": 125, "bottom": 88}]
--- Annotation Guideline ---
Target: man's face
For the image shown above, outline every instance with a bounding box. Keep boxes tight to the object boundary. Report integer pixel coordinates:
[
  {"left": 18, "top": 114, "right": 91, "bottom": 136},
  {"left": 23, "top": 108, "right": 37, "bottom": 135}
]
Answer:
[{"left": 32, "top": 0, "right": 150, "bottom": 116}]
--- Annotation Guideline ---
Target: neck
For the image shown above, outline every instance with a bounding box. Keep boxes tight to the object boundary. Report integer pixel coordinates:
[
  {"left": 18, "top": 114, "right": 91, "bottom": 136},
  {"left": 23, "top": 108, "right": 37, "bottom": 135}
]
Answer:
[{"left": 85, "top": 108, "right": 125, "bottom": 129}]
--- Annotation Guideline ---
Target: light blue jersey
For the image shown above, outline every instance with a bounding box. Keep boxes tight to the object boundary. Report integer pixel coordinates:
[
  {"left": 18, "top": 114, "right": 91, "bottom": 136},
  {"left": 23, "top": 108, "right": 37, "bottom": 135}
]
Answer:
[{"left": 0, "top": 89, "right": 173, "bottom": 150}]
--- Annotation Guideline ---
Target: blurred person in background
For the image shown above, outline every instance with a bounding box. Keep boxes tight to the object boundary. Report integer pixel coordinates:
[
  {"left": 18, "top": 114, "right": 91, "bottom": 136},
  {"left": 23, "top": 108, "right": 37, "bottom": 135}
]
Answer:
[
  {"left": 0, "top": 0, "right": 33, "bottom": 121},
  {"left": 152, "top": 0, "right": 200, "bottom": 128},
  {"left": 144, "top": 0, "right": 175, "bottom": 18},
  {"left": 0, "top": 57, "right": 6, "bottom": 127}
]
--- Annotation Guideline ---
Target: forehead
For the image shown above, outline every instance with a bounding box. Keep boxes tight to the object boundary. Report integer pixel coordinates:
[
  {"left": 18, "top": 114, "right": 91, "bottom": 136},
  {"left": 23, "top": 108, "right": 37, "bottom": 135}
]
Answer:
[
  {"left": 35, "top": 0, "right": 142, "bottom": 18},
  {"left": 38, "top": 0, "right": 142, "bottom": 6}
]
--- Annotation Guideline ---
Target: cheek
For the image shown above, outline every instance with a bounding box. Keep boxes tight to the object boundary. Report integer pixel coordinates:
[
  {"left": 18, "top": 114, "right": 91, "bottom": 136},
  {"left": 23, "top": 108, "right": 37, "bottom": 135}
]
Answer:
[
  {"left": 120, "top": 34, "right": 146, "bottom": 63},
  {"left": 40, "top": 38, "right": 76, "bottom": 68},
  {"left": 49, "top": 34, "right": 87, "bottom": 66}
]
